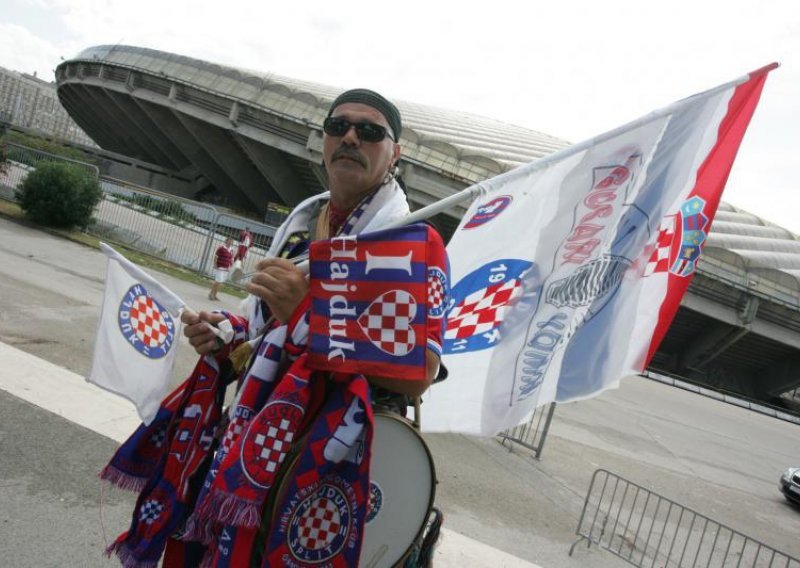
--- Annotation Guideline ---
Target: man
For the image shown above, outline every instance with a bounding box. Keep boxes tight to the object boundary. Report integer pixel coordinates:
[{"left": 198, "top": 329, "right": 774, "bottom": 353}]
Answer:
[
  {"left": 184, "top": 89, "right": 443, "bottom": 396},
  {"left": 105, "top": 89, "right": 447, "bottom": 568},
  {"left": 208, "top": 236, "right": 233, "bottom": 301},
  {"left": 234, "top": 227, "right": 252, "bottom": 263},
  {"left": 164, "top": 89, "right": 447, "bottom": 566}
]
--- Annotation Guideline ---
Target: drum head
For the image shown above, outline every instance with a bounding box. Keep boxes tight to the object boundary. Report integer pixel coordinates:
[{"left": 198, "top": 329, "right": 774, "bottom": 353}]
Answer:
[
  {"left": 360, "top": 413, "right": 435, "bottom": 568},
  {"left": 268, "top": 412, "right": 435, "bottom": 568}
]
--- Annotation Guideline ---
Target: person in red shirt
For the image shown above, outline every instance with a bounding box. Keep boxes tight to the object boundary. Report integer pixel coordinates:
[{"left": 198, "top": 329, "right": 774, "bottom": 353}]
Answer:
[
  {"left": 208, "top": 236, "right": 233, "bottom": 301},
  {"left": 235, "top": 227, "right": 252, "bottom": 262}
]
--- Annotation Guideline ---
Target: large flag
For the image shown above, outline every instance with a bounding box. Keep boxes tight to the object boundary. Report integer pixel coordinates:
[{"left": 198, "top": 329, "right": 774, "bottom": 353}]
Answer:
[
  {"left": 88, "top": 243, "right": 185, "bottom": 424},
  {"left": 423, "top": 64, "right": 777, "bottom": 436}
]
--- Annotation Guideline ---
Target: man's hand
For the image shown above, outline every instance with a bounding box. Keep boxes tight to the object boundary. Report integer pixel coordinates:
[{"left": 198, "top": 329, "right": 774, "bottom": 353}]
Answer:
[
  {"left": 246, "top": 257, "right": 308, "bottom": 323},
  {"left": 182, "top": 309, "right": 228, "bottom": 355}
]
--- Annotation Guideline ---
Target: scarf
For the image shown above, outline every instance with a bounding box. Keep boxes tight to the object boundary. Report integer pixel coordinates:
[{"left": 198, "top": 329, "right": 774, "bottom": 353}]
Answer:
[
  {"left": 194, "top": 360, "right": 373, "bottom": 568},
  {"left": 103, "top": 354, "right": 230, "bottom": 568},
  {"left": 245, "top": 179, "right": 410, "bottom": 337},
  {"left": 104, "top": 180, "right": 409, "bottom": 567}
]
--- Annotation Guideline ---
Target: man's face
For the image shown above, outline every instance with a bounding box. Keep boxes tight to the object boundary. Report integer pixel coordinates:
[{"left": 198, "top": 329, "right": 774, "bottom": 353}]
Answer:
[{"left": 322, "top": 102, "right": 400, "bottom": 208}]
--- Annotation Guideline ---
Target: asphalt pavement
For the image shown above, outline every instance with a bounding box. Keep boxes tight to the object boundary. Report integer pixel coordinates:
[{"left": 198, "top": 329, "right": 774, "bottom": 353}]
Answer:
[{"left": 1, "top": 214, "right": 799, "bottom": 567}]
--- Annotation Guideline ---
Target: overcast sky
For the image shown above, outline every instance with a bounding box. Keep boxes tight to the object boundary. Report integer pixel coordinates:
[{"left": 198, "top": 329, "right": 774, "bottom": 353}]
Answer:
[{"left": 2, "top": 0, "right": 797, "bottom": 231}]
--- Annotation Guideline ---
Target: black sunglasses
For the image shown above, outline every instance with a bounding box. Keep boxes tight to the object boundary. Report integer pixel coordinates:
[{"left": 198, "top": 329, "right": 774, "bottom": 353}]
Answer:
[{"left": 323, "top": 116, "right": 395, "bottom": 143}]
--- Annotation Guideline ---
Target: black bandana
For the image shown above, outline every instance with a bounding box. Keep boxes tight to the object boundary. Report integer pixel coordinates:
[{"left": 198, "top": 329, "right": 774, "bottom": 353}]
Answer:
[{"left": 328, "top": 88, "right": 402, "bottom": 140}]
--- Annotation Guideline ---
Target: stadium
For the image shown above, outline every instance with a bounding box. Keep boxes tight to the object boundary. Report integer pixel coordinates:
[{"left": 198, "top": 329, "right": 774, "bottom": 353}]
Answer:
[{"left": 55, "top": 45, "right": 800, "bottom": 405}]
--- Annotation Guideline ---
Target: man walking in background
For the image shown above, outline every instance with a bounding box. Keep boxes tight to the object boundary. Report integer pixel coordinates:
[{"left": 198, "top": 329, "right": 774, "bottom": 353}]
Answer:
[
  {"left": 235, "top": 226, "right": 252, "bottom": 263},
  {"left": 208, "top": 236, "right": 233, "bottom": 301}
]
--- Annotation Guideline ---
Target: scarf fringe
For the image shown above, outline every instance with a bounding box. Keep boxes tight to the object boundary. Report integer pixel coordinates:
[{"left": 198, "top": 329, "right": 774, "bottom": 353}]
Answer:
[
  {"left": 106, "top": 540, "right": 159, "bottom": 568},
  {"left": 195, "top": 488, "right": 262, "bottom": 529},
  {"left": 99, "top": 465, "right": 149, "bottom": 493},
  {"left": 180, "top": 512, "right": 218, "bottom": 545}
]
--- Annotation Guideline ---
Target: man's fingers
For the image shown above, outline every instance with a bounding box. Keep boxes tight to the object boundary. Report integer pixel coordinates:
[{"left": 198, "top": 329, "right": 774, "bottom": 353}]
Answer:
[
  {"left": 183, "top": 311, "right": 227, "bottom": 339},
  {"left": 181, "top": 309, "right": 199, "bottom": 325},
  {"left": 191, "top": 336, "right": 217, "bottom": 351},
  {"left": 198, "top": 310, "right": 227, "bottom": 324},
  {"left": 255, "top": 257, "right": 297, "bottom": 272},
  {"left": 248, "top": 271, "right": 283, "bottom": 291}
]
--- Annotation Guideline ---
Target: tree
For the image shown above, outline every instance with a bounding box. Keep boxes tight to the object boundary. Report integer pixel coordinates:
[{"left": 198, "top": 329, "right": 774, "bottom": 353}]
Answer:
[
  {"left": 0, "top": 141, "right": 8, "bottom": 176},
  {"left": 0, "top": 122, "right": 9, "bottom": 175},
  {"left": 15, "top": 162, "right": 103, "bottom": 228}
]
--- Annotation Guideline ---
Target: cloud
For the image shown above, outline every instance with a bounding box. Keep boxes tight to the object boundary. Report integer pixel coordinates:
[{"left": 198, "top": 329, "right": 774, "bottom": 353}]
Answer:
[
  {"left": 0, "top": 23, "right": 63, "bottom": 78},
  {"left": 2, "top": 0, "right": 799, "bottom": 230}
]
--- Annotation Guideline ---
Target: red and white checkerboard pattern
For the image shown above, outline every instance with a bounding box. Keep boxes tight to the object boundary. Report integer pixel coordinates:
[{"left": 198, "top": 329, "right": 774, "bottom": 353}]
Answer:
[
  {"left": 254, "top": 418, "right": 294, "bottom": 474},
  {"left": 357, "top": 290, "right": 417, "bottom": 356},
  {"left": 428, "top": 271, "right": 446, "bottom": 312},
  {"left": 644, "top": 220, "right": 676, "bottom": 276},
  {"left": 297, "top": 497, "right": 342, "bottom": 551},
  {"left": 221, "top": 414, "right": 247, "bottom": 453},
  {"left": 445, "top": 279, "right": 521, "bottom": 340},
  {"left": 129, "top": 296, "right": 169, "bottom": 347}
]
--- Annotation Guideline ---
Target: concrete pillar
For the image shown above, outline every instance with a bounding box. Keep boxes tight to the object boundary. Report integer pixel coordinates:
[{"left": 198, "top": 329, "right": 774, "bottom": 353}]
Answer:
[
  {"left": 173, "top": 112, "right": 280, "bottom": 211},
  {"left": 235, "top": 135, "right": 316, "bottom": 205},
  {"left": 102, "top": 89, "right": 175, "bottom": 167},
  {"left": 75, "top": 84, "right": 149, "bottom": 159},
  {"left": 136, "top": 101, "right": 251, "bottom": 208}
]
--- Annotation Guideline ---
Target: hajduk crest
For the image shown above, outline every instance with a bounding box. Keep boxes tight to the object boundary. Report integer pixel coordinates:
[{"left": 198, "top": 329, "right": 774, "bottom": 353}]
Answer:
[{"left": 117, "top": 284, "right": 176, "bottom": 359}]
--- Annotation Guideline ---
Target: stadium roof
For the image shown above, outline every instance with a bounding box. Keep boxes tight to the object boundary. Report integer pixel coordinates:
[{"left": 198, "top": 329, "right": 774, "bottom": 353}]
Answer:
[{"left": 55, "top": 45, "right": 568, "bottom": 232}]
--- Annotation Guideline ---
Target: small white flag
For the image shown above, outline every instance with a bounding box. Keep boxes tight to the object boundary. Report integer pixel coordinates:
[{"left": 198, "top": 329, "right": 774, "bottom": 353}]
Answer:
[{"left": 88, "top": 243, "right": 185, "bottom": 424}]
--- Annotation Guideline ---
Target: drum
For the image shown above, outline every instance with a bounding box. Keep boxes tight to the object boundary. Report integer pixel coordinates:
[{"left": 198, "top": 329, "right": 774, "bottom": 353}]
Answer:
[
  {"left": 269, "top": 411, "right": 436, "bottom": 568},
  {"left": 360, "top": 412, "right": 436, "bottom": 568}
]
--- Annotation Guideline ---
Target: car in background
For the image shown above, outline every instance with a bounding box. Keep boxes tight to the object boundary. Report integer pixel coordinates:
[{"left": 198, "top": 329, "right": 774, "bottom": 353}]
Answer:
[{"left": 780, "top": 467, "right": 800, "bottom": 505}]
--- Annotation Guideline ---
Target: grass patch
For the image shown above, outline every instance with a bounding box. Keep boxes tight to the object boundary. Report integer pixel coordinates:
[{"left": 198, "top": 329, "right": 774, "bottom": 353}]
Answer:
[
  {"left": 0, "top": 198, "right": 247, "bottom": 299},
  {"left": 0, "top": 199, "right": 23, "bottom": 218}
]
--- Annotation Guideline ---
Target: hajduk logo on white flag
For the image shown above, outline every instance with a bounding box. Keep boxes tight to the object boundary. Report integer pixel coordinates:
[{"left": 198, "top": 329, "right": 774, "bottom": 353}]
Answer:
[
  {"left": 88, "top": 243, "right": 185, "bottom": 425},
  {"left": 424, "top": 64, "right": 777, "bottom": 436}
]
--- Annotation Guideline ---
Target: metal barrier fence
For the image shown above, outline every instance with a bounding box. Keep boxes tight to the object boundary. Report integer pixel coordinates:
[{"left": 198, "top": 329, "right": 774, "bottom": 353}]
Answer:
[
  {"left": 0, "top": 142, "right": 281, "bottom": 278},
  {"left": 0, "top": 142, "right": 100, "bottom": 200},
  {"left": 201, "top": 212, "right": 278, "bottom": 277},
  {"left": 570, "top": 469, "right": 800, "bottom": 567},
  {"left": 93, "top": 178, "right": 221, "bottom": 273},
  {"left": 498, "top": 402, "right": 557, "bottom": 460},
  {"left": 93, "top": 178, "right": 278, "bottom": 278}
]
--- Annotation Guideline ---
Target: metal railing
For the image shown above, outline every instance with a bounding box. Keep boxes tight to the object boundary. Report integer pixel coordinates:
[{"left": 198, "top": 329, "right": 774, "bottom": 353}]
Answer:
[
  {"left": 199, "top": 212, "right": 278, "bottom": 277},
  {"left": 92, "top": 178, "right": 278, "bottom": 278},
  {"left": 0, "top": 142, "right": 100, "bottom": 200},
  {"left": 92, "top": 178, "right": 221, "bottom": 272},
  {"left": 498, "top": 402, "right": 557, "bottom": 460},
  {"left": 570, "top": 469, "right": 800, "bottom": 567},
  {"left": 0, "top": 143, "right": 283, "bottom": 280},
  {"left": 643, "top": 370, "right": 800, "bottom": 426}
]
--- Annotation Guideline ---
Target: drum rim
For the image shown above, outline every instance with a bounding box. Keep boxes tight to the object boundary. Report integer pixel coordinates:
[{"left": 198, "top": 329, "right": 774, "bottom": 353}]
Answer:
[
  {"left": 266, "top": 410, "right": 437, "bottom": 567},
  {"left": 369, "top": 411, "right": 438, "bottom": 567}
]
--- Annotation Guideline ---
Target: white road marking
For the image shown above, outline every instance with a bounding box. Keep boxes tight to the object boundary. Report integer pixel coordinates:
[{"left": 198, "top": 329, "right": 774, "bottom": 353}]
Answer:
[{"left": 0, "top": 340, "right": 542, "bottom": 568}]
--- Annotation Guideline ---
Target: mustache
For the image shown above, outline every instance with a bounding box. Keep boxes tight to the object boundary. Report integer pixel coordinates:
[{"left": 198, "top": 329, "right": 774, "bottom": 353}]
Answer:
[{"left": 332, "top": 146, "right": 367, "bottom": 167}]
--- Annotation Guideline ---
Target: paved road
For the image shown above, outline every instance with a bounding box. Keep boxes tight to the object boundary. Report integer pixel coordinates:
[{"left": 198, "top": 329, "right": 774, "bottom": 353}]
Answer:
[{"left": 1, "top": 214, "right": 799, "bottom": 567}]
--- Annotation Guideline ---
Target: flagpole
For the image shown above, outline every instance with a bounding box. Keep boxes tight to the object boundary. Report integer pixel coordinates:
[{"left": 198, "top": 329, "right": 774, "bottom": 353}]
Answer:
[
  {"left": 383, "top": 63, "right": 778, "bottom": 229},
  {"left": 100, "top": 243, "right": 235, "bottom": 343},
  {"left": 287, "top": 63, "right": 778, "bottom": 276}
]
